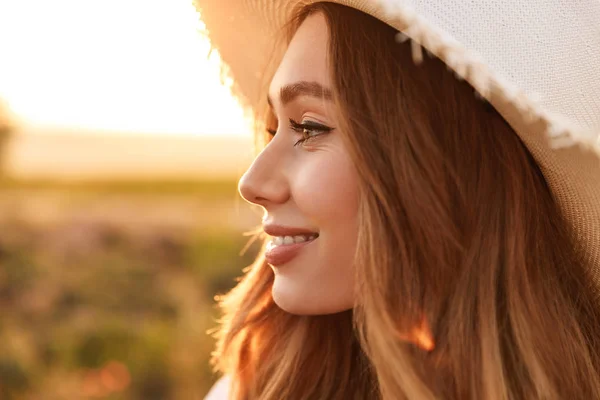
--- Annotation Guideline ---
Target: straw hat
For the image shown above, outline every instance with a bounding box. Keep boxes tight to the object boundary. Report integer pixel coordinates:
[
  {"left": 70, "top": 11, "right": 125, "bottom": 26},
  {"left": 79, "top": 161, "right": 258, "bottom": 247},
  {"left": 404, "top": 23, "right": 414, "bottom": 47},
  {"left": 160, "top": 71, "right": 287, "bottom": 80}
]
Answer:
[{"left": 194, "top": 0, "right": 600, "bottom": 293}]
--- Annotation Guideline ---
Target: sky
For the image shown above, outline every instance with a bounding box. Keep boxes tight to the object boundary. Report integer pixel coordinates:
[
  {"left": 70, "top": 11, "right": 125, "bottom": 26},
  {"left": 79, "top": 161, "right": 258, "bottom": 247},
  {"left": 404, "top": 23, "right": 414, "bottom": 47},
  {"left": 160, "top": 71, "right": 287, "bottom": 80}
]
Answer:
[{"left": 0, "top": 0, "right": 252, "bottom": 136}]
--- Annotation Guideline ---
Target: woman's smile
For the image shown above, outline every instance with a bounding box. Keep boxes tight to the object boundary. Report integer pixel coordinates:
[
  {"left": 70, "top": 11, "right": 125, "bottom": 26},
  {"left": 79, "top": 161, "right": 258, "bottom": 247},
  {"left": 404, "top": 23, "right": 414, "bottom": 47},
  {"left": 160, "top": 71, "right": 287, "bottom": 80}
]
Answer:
[
  {"left": 265, "top": 234, "right": 319, "bottom": 266},
  {"left": 263, "top": 224, "right": 320, "bottom": 266}
]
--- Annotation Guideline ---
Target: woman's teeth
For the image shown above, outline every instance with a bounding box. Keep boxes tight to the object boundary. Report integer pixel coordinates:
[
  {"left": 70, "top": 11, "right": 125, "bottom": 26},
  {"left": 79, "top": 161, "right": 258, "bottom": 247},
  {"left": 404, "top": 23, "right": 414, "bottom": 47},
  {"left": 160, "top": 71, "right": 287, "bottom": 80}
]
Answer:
[{"left": 271, "top": 234, "right": 318, "bottom": 246}]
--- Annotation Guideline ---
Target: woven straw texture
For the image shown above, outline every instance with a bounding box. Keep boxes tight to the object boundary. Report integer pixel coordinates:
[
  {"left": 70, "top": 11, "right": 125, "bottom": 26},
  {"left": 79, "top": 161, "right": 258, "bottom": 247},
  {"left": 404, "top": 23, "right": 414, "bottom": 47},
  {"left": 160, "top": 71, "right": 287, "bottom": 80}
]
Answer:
[{"left": 195, "top": 0, "right": 600, "bottom": 292}]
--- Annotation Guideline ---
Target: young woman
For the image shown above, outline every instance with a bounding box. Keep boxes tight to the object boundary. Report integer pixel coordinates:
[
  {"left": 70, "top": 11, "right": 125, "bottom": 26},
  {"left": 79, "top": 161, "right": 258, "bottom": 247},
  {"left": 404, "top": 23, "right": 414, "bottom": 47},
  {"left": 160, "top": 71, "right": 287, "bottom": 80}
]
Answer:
[{"left": 199, "top": 1, "right": 600, "bottom": 399}]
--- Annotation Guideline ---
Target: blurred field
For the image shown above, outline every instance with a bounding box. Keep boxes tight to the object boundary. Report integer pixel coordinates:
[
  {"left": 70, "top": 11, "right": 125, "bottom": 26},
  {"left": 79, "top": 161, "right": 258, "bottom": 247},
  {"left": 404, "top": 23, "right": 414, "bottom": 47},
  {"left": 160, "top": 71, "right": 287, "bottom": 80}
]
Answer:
[
  {"left": 0, "top": 1, "right": 261, "bottom": 397},
  {"left": 4, "top": 129, "right": 255, "bottom": 181},
  {"left": 0, "top": 178, "right": 262, "bottom": 399}
]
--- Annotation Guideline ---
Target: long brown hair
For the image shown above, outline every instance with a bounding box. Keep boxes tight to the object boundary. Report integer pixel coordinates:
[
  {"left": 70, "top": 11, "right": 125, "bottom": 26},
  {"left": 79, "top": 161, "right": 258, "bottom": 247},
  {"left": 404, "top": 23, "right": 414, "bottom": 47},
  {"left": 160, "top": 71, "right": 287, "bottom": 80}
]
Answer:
[{"left": 211, "top": 3, "right": 600, "bottom": 399}]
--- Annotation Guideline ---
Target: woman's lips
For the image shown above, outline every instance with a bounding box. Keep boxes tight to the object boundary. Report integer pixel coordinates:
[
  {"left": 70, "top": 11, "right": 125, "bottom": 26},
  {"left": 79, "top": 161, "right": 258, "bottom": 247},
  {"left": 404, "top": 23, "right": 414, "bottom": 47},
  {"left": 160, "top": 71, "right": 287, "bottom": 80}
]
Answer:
[{"left": 265, "top": 237, "right": 317, "bottom": 266}]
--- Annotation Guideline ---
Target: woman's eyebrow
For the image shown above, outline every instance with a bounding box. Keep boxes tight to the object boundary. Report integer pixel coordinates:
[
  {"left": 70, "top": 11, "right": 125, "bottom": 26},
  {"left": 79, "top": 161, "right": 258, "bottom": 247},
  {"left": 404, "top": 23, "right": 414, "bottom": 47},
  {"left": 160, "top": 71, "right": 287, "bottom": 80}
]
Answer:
[{"left": 267, "top": 81, "right": 333, "bottom": 108}]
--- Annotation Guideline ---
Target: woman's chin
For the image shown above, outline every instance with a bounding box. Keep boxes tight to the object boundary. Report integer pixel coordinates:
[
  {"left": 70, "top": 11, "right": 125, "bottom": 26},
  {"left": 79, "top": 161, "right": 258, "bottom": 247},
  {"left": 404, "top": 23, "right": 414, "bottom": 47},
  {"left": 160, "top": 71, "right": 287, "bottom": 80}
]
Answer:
[
  {"left": 271, "top": 280, "right": 352, "bottom": 315},
  {"left": 271, "top": 284, "right": 313, "bottom": 315}
]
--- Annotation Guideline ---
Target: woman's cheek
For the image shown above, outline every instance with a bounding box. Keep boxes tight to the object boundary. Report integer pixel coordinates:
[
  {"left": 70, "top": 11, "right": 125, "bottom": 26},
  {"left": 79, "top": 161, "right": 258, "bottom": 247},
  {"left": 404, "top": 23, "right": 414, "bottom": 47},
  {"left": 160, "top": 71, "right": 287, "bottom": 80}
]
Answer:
[{"left": 293, "top": 151, "right": 359, "bottom": 221}]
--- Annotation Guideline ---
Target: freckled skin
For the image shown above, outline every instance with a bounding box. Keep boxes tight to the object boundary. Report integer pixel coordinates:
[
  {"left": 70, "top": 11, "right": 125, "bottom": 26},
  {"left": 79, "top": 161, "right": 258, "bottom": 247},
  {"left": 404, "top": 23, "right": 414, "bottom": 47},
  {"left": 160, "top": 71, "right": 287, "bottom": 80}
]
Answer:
[{"left": 238, "top": 14, "right": 360, "bottom": 315}]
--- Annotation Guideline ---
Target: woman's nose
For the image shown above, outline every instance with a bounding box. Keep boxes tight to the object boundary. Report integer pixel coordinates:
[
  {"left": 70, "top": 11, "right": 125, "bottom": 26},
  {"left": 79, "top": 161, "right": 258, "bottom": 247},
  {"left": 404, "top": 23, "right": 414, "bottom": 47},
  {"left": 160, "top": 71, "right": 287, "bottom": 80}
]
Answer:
[{"left": 238, "top": 145, "right": 290, "bottom": 207}]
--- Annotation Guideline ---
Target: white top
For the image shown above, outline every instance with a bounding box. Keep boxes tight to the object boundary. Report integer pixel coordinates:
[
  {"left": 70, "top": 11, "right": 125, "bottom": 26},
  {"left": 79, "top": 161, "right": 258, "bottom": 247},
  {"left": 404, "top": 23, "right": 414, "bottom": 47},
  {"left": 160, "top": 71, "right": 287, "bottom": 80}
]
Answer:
[{"left": 204, "top": 376, "right": 231, "bottom": 400}]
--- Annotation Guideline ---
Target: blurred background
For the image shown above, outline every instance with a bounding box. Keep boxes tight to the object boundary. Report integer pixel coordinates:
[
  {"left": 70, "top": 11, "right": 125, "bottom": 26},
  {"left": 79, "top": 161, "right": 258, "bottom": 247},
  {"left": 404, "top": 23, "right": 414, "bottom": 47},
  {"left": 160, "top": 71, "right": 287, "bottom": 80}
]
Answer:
[{"left": 0, "top": 0, "right": 261, "bottom": 398}]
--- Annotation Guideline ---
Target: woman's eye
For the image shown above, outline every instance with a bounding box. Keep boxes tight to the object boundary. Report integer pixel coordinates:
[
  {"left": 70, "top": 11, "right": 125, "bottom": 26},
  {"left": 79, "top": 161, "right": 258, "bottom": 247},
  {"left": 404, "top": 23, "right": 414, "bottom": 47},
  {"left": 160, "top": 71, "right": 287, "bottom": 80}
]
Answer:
[
  {"left": 265, "top": 118, "right": 334, "bottom": 146},
  {"left": 288, "top": 118, "right": 333, "bottom": 147}
]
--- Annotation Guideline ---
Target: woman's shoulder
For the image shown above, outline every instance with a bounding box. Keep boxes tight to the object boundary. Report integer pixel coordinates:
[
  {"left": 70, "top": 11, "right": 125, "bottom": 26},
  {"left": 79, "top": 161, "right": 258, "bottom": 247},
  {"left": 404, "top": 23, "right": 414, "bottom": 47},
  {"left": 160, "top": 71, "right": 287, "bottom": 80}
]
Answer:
[{"left": 204, "top": 375, "right": 231, "bottom": 400}]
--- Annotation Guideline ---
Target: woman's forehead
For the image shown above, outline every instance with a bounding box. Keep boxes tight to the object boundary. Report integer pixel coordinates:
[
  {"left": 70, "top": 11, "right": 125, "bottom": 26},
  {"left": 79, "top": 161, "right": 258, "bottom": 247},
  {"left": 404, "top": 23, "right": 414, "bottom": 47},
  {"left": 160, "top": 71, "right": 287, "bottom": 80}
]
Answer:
[{"left": 268, "top": 13, "right": 331, "bottom": 107}]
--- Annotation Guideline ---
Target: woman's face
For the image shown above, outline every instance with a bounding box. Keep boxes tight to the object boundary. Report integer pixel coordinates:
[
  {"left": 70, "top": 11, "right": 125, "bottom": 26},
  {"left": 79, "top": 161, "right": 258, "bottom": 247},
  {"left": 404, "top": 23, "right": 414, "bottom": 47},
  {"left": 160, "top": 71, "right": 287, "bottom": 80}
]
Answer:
[{"left": 238, "top": 13, "right": 360, "bottom": 315}]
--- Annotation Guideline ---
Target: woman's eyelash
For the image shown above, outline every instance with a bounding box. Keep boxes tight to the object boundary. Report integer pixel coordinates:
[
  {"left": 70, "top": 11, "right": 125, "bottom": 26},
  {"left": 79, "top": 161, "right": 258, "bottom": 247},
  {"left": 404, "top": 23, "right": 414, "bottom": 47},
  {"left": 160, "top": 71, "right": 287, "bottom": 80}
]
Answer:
[{"left": 265, "top": 118, "right": 333, "bottom": 147}]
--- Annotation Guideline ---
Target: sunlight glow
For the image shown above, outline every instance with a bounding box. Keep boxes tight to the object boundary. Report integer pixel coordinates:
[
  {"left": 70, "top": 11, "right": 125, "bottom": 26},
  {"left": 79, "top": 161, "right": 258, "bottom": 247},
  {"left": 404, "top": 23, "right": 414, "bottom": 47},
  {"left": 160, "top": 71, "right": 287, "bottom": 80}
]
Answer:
[{"left": 0, "top": 0, "right": 252, "bottom": 136}]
